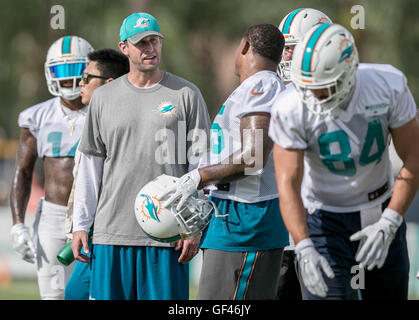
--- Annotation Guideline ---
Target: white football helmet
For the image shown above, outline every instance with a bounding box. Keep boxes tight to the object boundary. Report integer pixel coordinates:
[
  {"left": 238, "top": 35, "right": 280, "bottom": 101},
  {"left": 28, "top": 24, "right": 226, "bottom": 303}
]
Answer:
[
  {"left": 134, "top": 174, "right": 215, "bottom": 243},
  {"left": 290, "top": 23, "right": 359, "bottom": 116},
  {"left": 278, "top": 8, "right": 332, "bottom": 81},
  {"left": 44, "top": 36, "right": 94, "bottom": 100}
]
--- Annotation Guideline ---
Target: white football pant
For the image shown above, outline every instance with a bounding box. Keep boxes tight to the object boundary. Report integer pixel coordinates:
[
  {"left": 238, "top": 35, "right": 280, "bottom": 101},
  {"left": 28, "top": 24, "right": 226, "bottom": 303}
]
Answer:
[{"left": 33, "top": 198, "right": 74, "bottom": 299}]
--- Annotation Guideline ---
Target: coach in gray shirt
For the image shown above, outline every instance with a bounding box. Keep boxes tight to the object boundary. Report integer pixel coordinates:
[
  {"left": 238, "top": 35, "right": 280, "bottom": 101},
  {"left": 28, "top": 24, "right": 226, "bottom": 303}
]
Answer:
[{"left": 71, "top": 12, "right": 211, "bottom": 300}]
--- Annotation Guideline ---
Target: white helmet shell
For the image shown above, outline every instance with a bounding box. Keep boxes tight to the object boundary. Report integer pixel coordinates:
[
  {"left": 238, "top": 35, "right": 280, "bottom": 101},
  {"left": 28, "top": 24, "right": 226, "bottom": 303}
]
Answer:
[
  {"left": 290, "top": 23, "right": 359, "bottom": 116},
  {"left": 278, "top": 8, "right": 332, "bottom": 81},
  {"left": 134, "top": 174, "right": 215, "bottom": 243},
  {"left": 44, "top": 36, "right": 94, "bottom": 100}
]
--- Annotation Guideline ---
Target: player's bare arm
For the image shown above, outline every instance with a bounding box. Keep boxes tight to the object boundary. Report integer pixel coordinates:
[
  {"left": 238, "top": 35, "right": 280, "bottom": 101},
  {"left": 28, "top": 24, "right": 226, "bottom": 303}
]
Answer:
[
  {"left": 198, "top": 112, "right": 273, "bottom": 188},
  {"left": 273, "top": 144, "right": 308, "bottom": 244},
  {"left": 10, "top": 128, "right": 38, "bottom": 224},
  {"left": 388, "top": 116, "right": 419, "bottom": 215}
]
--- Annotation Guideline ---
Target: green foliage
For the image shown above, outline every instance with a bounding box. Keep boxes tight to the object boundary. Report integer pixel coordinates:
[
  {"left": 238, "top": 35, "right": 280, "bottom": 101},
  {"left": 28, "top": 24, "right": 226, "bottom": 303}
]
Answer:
[{"left": 1, "top": 0, "right": 418, "bottom": 138}]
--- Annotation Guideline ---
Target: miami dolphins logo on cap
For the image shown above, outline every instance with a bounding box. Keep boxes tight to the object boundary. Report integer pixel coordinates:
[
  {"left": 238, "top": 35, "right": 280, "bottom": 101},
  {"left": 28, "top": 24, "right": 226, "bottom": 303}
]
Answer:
[
  {"left": 134, "top": 17, "right": 149, "bottom": 29},
  {"left": 153, "top": 102, "right": 177, "bottom": 117},
  {"left": 138, "top": 194, "right": 161, "bottom": 222}
]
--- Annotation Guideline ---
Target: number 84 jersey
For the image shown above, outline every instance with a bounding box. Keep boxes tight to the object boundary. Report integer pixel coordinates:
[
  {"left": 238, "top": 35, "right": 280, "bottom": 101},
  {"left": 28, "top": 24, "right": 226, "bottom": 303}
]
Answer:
[
  {"left": 269, "top": 63, "right": 417, "bottom": 212},
  {"left": 18, "top": 97, "right": 87, "bottom": 158}
]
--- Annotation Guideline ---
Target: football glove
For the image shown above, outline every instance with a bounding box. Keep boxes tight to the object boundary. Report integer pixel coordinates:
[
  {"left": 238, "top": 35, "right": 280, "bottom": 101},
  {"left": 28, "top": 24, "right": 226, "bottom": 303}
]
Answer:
[
  {"left": 11, "top": 223, "right": 37, "bottom": 264},
  {"left": 162, "top": 169, "right": 201, "bottom": 211},
  {"left": 350, "top": 208, "right": 403, "bottom": 271},
  {"left": 295, "top": 238, "right": 335, "bottom": 298}
]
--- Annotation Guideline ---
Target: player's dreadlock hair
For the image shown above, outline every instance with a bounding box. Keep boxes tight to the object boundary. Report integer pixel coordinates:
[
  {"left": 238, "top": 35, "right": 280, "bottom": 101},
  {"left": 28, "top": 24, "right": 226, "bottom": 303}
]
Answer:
[
  {"left": 88, "top": 48, "right": 129, "bottom": 79},
  {"left": 244, "top": 24, "right": 285, "bottom": 63}
]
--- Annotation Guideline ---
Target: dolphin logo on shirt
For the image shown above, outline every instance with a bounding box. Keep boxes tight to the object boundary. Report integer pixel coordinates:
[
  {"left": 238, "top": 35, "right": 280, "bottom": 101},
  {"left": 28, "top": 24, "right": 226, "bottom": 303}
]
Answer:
[{"left": 153, "top": 102, "right": 177, "bottom": 116}]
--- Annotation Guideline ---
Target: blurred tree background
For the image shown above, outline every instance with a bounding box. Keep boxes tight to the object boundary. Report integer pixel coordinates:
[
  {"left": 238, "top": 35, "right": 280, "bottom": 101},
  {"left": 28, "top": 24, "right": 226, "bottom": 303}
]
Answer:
[
  {"left": 1, "top": 0, "right": 418, "bottom": 140},
  {"left": 0, "top": 0, "right": 418, "bottom": 154}
]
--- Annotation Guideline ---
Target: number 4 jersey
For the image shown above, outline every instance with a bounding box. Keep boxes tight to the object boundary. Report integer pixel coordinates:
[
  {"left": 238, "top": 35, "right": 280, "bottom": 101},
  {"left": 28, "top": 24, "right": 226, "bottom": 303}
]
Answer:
[
  {"left": 269, "top": 63, "right": 417, "bottom": 212},
  {"left": 18, "top": 97, "right": 87, "bottom": 158}
]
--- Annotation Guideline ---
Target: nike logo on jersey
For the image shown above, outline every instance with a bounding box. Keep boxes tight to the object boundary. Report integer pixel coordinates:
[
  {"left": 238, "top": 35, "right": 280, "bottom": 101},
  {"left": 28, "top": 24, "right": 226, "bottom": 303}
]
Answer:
[{"left": 250, "top": 90, "right": 264, "bottom": 95}]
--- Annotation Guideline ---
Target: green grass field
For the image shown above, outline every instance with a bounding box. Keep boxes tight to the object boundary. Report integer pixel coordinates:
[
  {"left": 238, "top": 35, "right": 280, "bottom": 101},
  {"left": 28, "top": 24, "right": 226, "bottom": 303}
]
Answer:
[
  {"left": 0, "top": 278, "right": 198, "bottom": 300},
  {"left": 0, "top": 278, "right": 40, "bottom": 300}
]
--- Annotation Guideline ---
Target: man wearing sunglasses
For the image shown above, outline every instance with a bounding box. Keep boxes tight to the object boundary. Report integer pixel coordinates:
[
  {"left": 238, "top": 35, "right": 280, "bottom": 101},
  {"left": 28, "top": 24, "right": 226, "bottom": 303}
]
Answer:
[
  {"left": 78, "top": 49, "right": 128, "bottom": 106},
  {"left": 10, "top": 36, "right": 93, "bottom": 300},
  {"left": 64, "top": 48, "right": 129, "bottom": 300}
]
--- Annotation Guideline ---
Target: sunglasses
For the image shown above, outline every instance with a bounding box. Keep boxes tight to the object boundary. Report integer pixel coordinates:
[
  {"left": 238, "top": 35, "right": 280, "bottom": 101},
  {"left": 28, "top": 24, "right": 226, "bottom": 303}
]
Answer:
[{"left": 82, "top": 73, "right": 109, "bottom": 84}]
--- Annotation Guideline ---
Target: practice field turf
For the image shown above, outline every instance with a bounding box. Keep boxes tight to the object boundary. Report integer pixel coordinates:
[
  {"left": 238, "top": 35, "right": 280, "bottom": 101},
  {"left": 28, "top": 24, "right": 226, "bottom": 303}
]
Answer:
[
  {"left": 0, "top": 277, "right": 199, "bottom": 300},
  {"left": 0, "top": 278, "right": 40, "bottom": 300}
]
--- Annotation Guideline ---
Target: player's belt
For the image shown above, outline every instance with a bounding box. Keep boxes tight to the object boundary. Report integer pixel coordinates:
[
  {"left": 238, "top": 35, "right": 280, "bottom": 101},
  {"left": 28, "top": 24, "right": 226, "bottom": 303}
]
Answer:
[
  {"left": 216, "top": 183, "right": 230, "bottom": 192},
  {"left": 368, "top": 182, "right": 389, "bottom": 201}
]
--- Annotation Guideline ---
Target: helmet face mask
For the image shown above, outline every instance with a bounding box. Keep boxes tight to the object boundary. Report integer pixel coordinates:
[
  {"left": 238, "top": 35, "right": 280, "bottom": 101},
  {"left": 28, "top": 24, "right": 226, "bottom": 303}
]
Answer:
[
  {"left": 290, "top": 23, "right": 359, "bottom": 116},
  {"left": 277, "top": 8, "right": 332, "bottom": 81},
  {"left": 44, "top": 36, "right": 93, "bottom": 100},
  {"left": 135, "top": 175, "right": 214, "bottom": 242}
]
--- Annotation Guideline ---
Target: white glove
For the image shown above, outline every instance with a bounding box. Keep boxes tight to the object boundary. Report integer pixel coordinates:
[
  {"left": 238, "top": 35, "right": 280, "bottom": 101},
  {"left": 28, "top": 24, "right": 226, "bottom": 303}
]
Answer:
[
  {"left": 350, "top": 208, "right": 403, "bottom": 271},
  {"left": 11, "top": 223, "right": 37, "bottom": 264},
  {"left": 295, "top": 238, "right": 335, "bottom": 298},
  {"left": 163, "top": 169, "right": 201, "bottom": 211}
]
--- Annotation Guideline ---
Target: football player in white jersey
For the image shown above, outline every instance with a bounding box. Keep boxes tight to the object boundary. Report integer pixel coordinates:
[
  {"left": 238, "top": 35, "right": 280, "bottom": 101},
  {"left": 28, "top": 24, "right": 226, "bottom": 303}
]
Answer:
[
  {"left": 276, "top": 8, "right": 332, "bottom": 300},
  {"left": 270, "top": 23, "right": 419, "bottom": 299},
  {"left": 164, "top": 24, "right": 289, "bottom": 300},
  {"left": 10, "top": 36, "right": 93, "bottom": 300}
]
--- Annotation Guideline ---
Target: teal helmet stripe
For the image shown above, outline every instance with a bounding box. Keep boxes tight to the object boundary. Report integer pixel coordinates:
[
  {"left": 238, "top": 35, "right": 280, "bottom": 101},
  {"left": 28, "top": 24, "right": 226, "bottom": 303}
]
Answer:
[
  {"left": 282, "top": 8, "right": 304, "bottom": 34},
  {"left": 62, "top": 36, "right": 72, "bottom": 55},
  {"left": 301, "top": 23, "right": 332, "bottom": 76},
  {"left": 143, "top": 230, "right": 181, "bottom": 243}
]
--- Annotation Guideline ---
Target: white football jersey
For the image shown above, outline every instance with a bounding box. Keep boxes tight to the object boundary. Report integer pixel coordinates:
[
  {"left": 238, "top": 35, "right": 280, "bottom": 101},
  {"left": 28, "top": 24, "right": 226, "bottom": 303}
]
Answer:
[
  {"left": 201, "top": 70, "right": 285, "bottom": 203},
  {"left": 18, "top": 97, "right": 87, "bottom": 158},
  {"left": 269, "top": 63, "right": 417, "bottom": 212}
]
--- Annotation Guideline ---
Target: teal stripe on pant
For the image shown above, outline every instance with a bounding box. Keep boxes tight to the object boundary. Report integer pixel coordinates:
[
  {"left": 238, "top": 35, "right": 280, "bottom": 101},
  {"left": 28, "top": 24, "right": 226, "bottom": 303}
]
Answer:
[
  {"left": 90, "top": 244, "right": 189, "bottom": 300},
  {"left": 234, "top": 252, "right": 257, "bottom": 300}
]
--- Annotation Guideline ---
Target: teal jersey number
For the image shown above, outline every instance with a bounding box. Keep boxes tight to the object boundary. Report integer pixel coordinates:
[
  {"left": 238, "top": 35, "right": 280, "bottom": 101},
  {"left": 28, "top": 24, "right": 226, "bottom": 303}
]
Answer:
[
  {"left": 47, "top": 132, "right": 79, "bottom": 157},
  {"left": 318, "top": 130, "right": 356, "bottom": 176},
  {"left": 211, "top": 105, "right": 226, "bottom": 154},
  {"left": 211, "top": 123, "right": 224, "bottom": 154},
  {"left": 318, "top": 120, "right": 385, "bottom": 176},
  {"left": 359, "top": 119, "right": 385, "bottom": 166}
]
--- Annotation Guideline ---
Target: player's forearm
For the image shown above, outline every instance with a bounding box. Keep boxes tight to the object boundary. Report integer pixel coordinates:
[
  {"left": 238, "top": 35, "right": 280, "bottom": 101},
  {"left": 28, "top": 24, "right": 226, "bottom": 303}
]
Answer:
[
  {"left": 388, "top": 163, "right": 419, "bottom": 216},
  {"left": 198, "top": 163, "right": 245, "bottom": 188},
  {"left": 198, "top": 143, "right": 270, "bottom": 188},
  {"left": 278, "top": 180, "right": 310, "bottom": 244},
  {"left": 273, "top": 144, "right": 308, "bottom": 243},
  {"left": 10, "top": 169, "right": 33, "bottom": 224}
]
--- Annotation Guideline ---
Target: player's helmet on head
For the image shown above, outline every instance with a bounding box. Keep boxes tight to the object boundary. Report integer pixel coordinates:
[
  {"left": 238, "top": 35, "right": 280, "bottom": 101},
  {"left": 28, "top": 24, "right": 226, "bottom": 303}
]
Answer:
[
  {"left": 290, "top": 23, "right": 359, "bottom": 116},
  {"left": 134, "top": 174, "right": 215, "bottom": 243},
  {"left": 278, "top": 8, "right": 332, "bottom": 81},
  {"left": 45, "top": 36, "right": 94, "bottom": 100}
]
